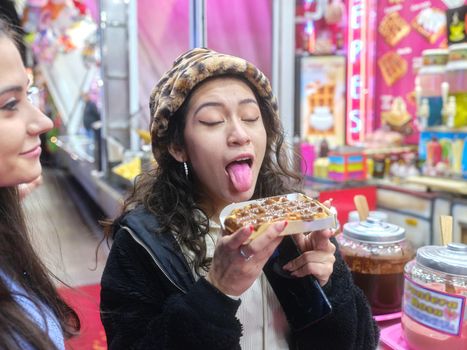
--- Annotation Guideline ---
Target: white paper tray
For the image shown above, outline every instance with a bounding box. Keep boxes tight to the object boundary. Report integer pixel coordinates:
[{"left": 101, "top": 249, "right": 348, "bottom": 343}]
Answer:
[{"left": 219, "top": 193, "right": 338, "bottom": 239}]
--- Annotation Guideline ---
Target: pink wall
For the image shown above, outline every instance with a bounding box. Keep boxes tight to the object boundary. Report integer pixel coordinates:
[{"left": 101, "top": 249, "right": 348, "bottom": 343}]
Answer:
[
  {"left": 136, "top": 0, "right": 273, "bottom": 127},
  {"left": 206, "top": 0, "right": 272, "bottom": 78},
  {"left": 137, "top": 0, "right": 191, "bottom": 126}
]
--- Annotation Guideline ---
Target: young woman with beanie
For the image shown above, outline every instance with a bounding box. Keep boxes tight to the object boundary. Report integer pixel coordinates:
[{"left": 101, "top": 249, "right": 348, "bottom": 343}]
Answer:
[{"left": 100, "top": 48, "right": 379, "bottom": 349}]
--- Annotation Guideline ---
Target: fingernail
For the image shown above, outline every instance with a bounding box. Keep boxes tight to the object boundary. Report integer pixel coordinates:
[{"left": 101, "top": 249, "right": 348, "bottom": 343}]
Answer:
[
  {"left": 283, "top": 263, "right": 291, "bottom": 270},
  {"left": 275, "top": 221, "right": 288, "bottom": 231},
  {"left": 328, "top": 198, "right": 334, "bottom": 202}
]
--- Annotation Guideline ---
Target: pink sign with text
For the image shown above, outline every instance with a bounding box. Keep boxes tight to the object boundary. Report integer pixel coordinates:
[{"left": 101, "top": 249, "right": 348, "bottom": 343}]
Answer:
[{"left": 375, "top": 0, "right": 451, "bottom": 144}]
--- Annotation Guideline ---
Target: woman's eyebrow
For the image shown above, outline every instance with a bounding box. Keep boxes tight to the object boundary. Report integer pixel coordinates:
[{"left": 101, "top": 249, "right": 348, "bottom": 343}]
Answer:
[
  {"left": 193, "top": 101, "right": 223, "bottom": 116},
  {"left": 0, "top": 85, "right": 22, "bottom": 96},
  {"left": 194, "top": 98, "right": 258, "bottom": 117},
  {"left": 239, "top": 98, "right": 258, "bottom": 106}
]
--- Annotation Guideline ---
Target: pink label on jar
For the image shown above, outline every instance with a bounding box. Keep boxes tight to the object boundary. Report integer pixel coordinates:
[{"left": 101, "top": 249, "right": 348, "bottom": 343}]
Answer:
[{"left": 403, "top": 277, "right": 466, "bottom": 336}]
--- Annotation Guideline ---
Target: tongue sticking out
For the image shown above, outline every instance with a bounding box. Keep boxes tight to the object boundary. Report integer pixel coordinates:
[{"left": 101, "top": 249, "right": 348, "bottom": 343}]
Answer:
[{"left": 226, "top": 162, "right": 252, "bottom": 192}]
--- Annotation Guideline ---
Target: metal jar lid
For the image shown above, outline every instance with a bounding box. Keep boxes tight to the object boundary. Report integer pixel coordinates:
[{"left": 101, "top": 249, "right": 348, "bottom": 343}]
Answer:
[
  {"left": 342, "top": 217, "right": 406, "bottom": 243},
  {"left": 348, "top": 210, "right": 389, "bottom": 223},
  {"left": 416, "top": 243, "right": 467, "bottom": 276}
]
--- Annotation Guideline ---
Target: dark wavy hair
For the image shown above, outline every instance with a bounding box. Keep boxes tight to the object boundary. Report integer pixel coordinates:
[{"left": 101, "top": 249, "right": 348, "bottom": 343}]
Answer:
[
  {"left": 105, "top": 75, "right": 302, "bottom": 274},
  {"left": 0, "top": 19, "right": 80, "bottom": 350}
]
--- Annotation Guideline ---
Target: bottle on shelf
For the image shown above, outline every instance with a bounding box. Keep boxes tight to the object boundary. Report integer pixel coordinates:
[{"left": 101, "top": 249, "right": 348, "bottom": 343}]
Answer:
[
  {"left": 462, "top": 137, "right": 467, "bottom": 179},
  {"left": 426, "top": 137, "right": 442, "bottom": 168},
  {"left": 446, "top": 96, "right": 457, "bottom": 128},
  {"left": 372, "top": 155, "right": 386, "bottom": 179},
  {"left": 441, "top": 81, "right": 449, "bottom": 125},
  {"left": 303, "top": 20, "right": 316, "bottom": 54},
  {"left": 418, "top": 98, "right": 430, "bottom": 130},
  {"left": 318, "top": 138, "right": 330, "bottom": 158},
  {"left": 300, "top": 140, "right": 315, "bottom": 177},
  {"left": 439, "top": 138, "right": 452, "bottom": 168},
  {"left": 451, "top": 137, "right": 464, "bottom": 176}
]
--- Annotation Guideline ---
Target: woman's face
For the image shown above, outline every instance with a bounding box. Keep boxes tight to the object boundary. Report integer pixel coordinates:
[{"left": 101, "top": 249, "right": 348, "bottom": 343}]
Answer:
[
  {"left": 0, "top": 37, "right": 53, "bottom": 187},
  {"left": 175, "top": 77, "right": 267, "bottom": 215}
]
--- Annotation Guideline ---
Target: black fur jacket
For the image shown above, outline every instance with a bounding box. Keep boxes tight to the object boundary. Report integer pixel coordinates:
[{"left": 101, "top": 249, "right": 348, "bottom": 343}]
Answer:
[{"left": 100, "top": 206, "right": 379, "bottom": 349}]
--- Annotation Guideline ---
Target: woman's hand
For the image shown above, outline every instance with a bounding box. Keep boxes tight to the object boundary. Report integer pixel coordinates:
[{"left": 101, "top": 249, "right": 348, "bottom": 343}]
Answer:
[
  {"left": 282, "top": 199, "right": 337, "bottom": 286},
  {"left": 283, "top": 229, "right": 336, "bottom": 286},
  {"left": 206, "top": 221, "right": 287, "bottom": 296}
]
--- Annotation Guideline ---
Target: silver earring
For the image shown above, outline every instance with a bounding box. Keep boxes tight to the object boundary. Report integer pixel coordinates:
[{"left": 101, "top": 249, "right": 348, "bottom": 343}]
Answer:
[{"left": 183, "top": 162, "right": 189, "bottom": 178}]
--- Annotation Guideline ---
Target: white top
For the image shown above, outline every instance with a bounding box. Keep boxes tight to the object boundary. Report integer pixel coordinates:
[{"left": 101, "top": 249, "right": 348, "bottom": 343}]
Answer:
[{"left": 180, "top": 219, "right": 290, "bottom": 350}]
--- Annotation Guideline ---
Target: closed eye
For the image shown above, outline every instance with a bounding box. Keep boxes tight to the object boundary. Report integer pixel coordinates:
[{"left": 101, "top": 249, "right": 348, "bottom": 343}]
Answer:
[
  {"left": 243, "top": 116, "right": 260, "bottom": 123},
  {"left": 199, "top": 120, "right": 224, "bottom": 126}
]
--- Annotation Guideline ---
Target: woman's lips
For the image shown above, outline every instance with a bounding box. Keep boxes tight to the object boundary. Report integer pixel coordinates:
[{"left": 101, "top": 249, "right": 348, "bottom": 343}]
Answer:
[{"left": 20, "top": 145, "right": 41, "bottom": 158}]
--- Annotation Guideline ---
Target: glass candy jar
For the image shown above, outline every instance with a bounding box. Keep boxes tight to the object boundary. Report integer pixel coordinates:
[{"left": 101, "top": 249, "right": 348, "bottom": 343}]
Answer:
[
  {"left": 337, "top": 218, "right": 415, "bottom": 315},
  {"left": 402, "top": 243, "right": 467, "bottom": 350}
]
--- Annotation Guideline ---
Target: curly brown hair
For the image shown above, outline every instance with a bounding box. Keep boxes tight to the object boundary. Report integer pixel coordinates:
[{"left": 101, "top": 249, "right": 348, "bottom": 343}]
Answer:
[{"left": 105, "top": 75, "right": 302, "bottom": 274}]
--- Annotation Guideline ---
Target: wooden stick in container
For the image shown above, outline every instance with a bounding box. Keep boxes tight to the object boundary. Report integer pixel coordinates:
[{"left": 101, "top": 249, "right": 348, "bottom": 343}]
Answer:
[
  {"left": 439, "top": 215, "right": 456, "bottom": 294},
  {"left": 353, "top": 195, "right": 369, "bottom": 222},
  {"left": 440, "top": 215, "right": 453, "bottom": 246}
]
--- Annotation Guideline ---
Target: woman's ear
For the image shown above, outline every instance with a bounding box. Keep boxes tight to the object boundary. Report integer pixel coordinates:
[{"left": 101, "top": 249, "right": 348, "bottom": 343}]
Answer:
[{"left": 168, "top": 143, "right": 187, "bottom": 163}]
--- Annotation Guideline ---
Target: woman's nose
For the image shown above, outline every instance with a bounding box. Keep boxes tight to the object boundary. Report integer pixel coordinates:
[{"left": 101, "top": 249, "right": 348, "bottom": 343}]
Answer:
[
  {"left": 27, "top": 107, "right": 53, "bottom": 136},
  {"left": 227, "top": 120, "right": 251, "bottom": 146}
]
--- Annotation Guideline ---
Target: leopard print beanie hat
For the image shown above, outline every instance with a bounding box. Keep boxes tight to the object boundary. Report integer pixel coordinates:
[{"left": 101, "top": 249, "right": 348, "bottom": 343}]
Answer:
[{"left": 149, "top": 47, "right": 279, "bottom": 163}]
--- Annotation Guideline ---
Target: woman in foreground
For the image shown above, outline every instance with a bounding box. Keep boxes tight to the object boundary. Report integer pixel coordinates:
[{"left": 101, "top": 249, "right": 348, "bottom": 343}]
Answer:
[{"left": 100, "top": 48, "right": 379, "bottom": 349}]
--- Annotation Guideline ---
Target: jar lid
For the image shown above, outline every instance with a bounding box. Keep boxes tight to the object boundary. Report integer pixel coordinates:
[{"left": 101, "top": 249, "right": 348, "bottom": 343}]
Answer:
[
  {"left": 448, "top": 43, "right": 467, "bottom": 63},
  {"left": 416, "top": 243, "right": 467, "bottom": 276},
  {"left": 422, "top": 49, "right": 449, "bottom": 66},
  {"left": 348, "top": 210, "right": 389, "bottom": 223},
  {"left": 343, "top": 217, "right": 406, "bottom": 243}
]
